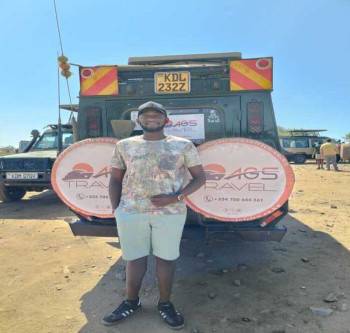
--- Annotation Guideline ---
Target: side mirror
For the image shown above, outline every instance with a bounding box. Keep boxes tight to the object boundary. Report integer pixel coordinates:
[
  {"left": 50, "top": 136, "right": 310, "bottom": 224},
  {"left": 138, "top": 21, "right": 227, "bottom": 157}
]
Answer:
[{"left": 31, "top": 129, "right": 40, "bottom": 139}]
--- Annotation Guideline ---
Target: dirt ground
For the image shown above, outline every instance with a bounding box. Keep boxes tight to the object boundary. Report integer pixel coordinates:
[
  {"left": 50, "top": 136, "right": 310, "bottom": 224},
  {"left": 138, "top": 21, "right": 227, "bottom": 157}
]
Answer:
[{"left": 1, "top": 162, "right": 350, "bottom": 333}]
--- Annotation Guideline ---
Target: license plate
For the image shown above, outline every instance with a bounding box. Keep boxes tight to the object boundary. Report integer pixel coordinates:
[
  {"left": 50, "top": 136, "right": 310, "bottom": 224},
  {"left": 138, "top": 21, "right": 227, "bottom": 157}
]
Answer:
[
  {"left": 6, "top": 172, "right": 38, "bottom": 180},
  {"left": 154, "top": 71, "right": 190, "bottom": 94}
]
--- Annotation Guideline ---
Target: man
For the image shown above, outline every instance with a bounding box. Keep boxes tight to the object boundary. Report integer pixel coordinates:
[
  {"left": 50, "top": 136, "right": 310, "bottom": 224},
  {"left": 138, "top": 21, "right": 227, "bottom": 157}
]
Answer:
[
  {"left": 103, "top": 101, "right": 206, "bottom": 329},
  {"left": 320, "top": 139, "right": 339, "bottom": 171}
]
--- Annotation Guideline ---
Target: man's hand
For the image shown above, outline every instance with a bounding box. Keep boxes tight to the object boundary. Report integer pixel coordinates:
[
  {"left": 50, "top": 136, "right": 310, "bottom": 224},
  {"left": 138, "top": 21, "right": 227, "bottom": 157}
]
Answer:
[
  {"left": 150, "top": 165, "right": 206, "bottom": 208},
  {"left": 150, "top": 194, "right": 178, "bottom": 207}
]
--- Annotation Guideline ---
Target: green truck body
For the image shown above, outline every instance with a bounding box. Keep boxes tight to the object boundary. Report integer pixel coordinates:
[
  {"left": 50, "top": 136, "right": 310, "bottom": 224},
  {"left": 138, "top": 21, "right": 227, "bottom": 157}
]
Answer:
[{"left": 69, "top": 53, "right": 288, "bottom": 241}]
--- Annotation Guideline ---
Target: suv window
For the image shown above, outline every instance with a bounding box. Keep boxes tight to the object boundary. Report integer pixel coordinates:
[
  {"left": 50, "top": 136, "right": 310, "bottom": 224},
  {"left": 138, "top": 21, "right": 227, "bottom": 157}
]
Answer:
[
  {"left": 62, "top": 132, "right": 73, "bottom": 148},
  {"left": 282, "top": 137, "right": 309, "bottom": 148},
  {"left": 32, "top": 132, "right": 73, "bottom": 150},
  {"left": 33, "top": 133, "right": 57, "bottom": 150},
  {"left": 310, "top": 138, "right": 325, "bottom": 147}
]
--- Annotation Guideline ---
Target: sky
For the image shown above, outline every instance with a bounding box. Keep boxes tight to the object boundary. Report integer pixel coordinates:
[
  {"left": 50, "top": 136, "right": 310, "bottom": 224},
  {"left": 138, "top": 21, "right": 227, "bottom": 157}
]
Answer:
[{"left": 0, "top": 0, "right": 349, "bottom": 147}]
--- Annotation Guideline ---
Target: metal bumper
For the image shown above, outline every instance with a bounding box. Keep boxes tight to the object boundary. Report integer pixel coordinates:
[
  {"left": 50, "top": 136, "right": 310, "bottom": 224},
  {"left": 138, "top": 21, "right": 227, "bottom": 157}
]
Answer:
[
  {"left": 3, "top": 181, "right": 52, "bottom": 189},
  {"left": 68, "top": 218, "right": 286, "bottom": 242},
  {"left": 206, "top": 226, "right": 287, "bottom": 242},
  {"left": 1, "top": 172, "right": 52, "bottom": 189}
]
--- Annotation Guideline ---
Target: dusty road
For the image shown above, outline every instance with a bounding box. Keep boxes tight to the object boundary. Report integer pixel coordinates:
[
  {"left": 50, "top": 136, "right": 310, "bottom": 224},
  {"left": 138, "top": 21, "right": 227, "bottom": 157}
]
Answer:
[{"left": 1, "top": 163, "right": 350, "bottom": 333}]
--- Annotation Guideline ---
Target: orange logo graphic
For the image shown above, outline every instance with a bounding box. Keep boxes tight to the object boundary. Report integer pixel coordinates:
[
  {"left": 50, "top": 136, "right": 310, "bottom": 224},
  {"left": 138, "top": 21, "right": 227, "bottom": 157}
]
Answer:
[
  {"left": 204, "top": 164, "right": 226, "bottom": 180},
  {"left": 62, "top": 163, "right": 94, "bottom": 180}
]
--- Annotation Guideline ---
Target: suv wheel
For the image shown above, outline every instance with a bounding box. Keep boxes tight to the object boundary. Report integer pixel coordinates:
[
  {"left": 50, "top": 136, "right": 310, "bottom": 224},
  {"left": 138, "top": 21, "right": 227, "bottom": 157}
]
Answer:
[
  {"left": 0, "top": 183, "right": 26, "bottom": 202},
  {"left": 293, "top": 154, "right": 306, "bottom": 164}
]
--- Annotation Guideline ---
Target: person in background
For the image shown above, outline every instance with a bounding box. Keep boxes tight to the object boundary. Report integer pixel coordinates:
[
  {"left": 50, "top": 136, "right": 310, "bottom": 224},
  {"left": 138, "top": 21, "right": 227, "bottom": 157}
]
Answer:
[
  {"left": 336, "top": 140, "right": 342, "bottom": 163},
  {"left": 312, "top": 142, "right": 323, "bottom": 169},
  {"left": 320, "top": 139, "right": 339, "bottom": 171}
]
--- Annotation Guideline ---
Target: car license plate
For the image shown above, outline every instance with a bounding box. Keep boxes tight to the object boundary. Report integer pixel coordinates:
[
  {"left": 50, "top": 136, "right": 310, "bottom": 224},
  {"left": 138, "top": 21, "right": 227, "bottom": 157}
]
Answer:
[
  {"left": 154, "top": 71, "right": 190, "bottom": 94},
  {"left": 6, "top": 172, "right": 38, "bottom": 180}
]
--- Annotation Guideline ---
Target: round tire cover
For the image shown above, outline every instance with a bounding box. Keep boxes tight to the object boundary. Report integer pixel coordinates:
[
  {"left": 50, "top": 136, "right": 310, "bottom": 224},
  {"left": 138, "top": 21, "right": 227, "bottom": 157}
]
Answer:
[
  {"left": 185, "top": 138, "right": 295, "bottom": 222},
  {"left": 51, "top": 138, "right": 118, "bottom": 218}
]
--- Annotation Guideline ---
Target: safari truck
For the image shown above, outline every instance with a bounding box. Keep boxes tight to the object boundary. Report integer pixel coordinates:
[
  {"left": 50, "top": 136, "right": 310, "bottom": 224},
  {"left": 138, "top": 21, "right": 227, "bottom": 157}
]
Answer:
[
  {"left": 0, "top": 124, "right": 73, "bottom": 202},
  {"left": 279, "top": 129, "right": 338, "bottom": 164},
  {"left": 59, "top": 52, "right": 293, "bottom": 241}
]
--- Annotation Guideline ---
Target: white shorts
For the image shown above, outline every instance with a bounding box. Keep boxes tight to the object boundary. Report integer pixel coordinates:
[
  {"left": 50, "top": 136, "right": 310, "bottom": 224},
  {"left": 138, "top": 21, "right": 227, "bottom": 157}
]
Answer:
[{"left": 115, "top": 207, "right": 187, "bottom": 261}]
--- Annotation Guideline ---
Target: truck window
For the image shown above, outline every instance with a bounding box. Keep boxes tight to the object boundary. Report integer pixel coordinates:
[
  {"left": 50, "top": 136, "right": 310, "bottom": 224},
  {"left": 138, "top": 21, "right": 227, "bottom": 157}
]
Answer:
[
  {"left": 125, "top": 107, "right": 223, "bottom": 144},
  {"left": 282, "top": 137, "right": 309, "bottom": 148},
  {"left": 310, "top": 138, "right": 324, "bottom": 147},
  {"left": 281, "top": 138, "right": 289, "bottom": 148},
  {"left": 295, "top": 138, "right": 309, "bottom": 148}
]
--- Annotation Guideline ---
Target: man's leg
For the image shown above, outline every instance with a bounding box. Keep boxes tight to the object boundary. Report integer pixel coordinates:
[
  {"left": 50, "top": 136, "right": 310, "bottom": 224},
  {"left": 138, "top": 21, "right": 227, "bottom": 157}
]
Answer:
[
  {"left": 331, "top": 156, "right": 339, "bottom": 171},
  {"left": 151, "top": 213, "right": 187, "bottom": 329},
  {"left": 102, "top": 210, "right": 150, "bottom": 326},
  {"left": 126, "top": 256, "right": 148, "bottom": 300},
  {"left": 325, "top": 156, "right": 331, "bottom": 170},
  {"left": 114, "top": 210, "right": 151, "bottom": 299},
  {"left": 101, "top": 257, "right": 147, "bottom": 326},
  {"left": 155, "top": 256, "right": 184, "bottom": 329},
  {"left": 155, "top": 256, "right": 176, "bottom": 302}
]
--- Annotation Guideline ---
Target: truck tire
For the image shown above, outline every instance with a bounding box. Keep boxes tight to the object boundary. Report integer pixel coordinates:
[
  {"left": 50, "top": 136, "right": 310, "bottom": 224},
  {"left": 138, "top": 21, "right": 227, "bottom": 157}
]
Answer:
[
  {"left": 293, "top": 154, "right": 306, "bottom": 164},
  {"left": 0, "top": 183, "right": 26, "bottom": 202}
]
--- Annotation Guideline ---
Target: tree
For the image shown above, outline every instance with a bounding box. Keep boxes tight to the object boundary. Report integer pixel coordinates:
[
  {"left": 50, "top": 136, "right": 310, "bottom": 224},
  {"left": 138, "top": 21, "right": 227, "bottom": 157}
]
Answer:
[
  {"left": 277, "top": 126, "right": 291, "bottom": 136},
  {"left": 345, "top": 132, "right": 350, "bottom": 142},
  {"left": 0, "top": 146, "right": 16, "bottom": 156}
]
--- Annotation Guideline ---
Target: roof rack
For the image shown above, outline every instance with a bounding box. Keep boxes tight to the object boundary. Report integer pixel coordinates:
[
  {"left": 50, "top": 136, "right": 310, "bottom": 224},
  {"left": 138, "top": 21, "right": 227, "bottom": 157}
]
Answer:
[
  {"left": 128, "top": 52, "right": 242, "bottom": 65},
  {"left": 46, "top": 124, "right": 72, "bottom": 130},
  {"left": 287, "top": 129, "right": 327, "bottom": 137},
  {"left": 60, "top": 104, "right": 79, "bottom": 112}
]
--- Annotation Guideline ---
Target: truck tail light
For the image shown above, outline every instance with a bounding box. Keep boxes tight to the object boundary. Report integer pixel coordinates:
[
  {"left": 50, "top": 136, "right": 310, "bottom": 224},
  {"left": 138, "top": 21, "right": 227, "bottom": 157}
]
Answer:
[
  {"left": 247, "top": 101, "right": 263, "bottom": 134},
  {"left": 85, "top": 107, "right": 102, "bottom": 137}
]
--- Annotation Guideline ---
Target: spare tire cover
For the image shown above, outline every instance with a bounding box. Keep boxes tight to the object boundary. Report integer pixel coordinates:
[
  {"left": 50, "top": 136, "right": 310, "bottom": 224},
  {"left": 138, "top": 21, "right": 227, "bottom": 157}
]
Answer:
[
  {"left": 185, "top": 138, "right": 295, "bottom": 222},
  {"left": 51, "top": 138, "right": 118, "bottom": 218}
]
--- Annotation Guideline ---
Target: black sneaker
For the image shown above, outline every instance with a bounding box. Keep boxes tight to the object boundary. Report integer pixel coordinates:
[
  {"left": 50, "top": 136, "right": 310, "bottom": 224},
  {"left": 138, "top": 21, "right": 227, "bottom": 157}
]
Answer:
[
  {"left": 101, "top": 298, "right": 141, "bottom": 326},
  {"left": 157, "top": 301, "right": 184, "bottom": 330}
]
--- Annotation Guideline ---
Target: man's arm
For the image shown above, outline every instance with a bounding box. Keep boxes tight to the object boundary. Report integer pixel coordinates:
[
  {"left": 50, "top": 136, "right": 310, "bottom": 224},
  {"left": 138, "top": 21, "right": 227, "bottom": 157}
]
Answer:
[
  {"left": 179, "top": 165, "right": 206, "bottom": 197},
  {"left": 150, "top": 165, "right": 206, "bottom": 207},
  {"left": 109, "top": 167, "right": 125, "bottom": 211}
]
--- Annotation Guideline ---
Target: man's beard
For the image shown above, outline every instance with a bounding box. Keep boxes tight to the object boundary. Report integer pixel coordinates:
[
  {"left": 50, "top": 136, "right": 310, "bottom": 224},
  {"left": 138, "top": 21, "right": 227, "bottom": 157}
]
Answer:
[{"left": 139, "top": 123, "right": 166, "bottom": 133}]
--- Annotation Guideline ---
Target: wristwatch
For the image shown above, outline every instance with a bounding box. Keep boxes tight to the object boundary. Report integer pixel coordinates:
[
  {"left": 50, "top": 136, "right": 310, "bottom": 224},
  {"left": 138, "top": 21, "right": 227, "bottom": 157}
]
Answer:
[{"left": 177, "top": 193, "right": 185, "bottom": 201}]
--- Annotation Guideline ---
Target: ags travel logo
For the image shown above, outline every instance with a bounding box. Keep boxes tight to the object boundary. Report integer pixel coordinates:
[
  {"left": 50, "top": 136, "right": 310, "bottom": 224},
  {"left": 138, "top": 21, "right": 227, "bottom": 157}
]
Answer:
[
  {"left": 186, "top": 138, "right": 294, "bottom": 222},
  {"left": 51, "top": 138, "right": 118, "bottom": 218}
]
